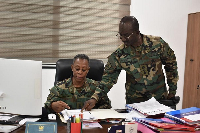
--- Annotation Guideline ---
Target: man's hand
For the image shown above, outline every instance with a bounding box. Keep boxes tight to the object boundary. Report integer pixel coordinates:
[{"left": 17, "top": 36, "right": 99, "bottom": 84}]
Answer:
[
  {"left": 51, "top": 101, "right": 70, "bottom": 113},
  {"left": 167, "top": 93, "right": 175, "bottom": 100},
  {"left": 81, "top": 99, "right": 97, "bottom": 112}
]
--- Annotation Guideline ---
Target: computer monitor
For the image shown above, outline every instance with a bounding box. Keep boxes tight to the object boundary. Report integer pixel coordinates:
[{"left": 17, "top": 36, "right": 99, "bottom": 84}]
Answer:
[{"left": 0, "top": 58, "right": 42, "bottom": 115}]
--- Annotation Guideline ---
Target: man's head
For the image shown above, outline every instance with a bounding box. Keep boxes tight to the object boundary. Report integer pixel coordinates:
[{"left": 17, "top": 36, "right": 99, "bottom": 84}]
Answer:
[
  {"left": 118, "top": 16, "right": 141, "bottom": 47},
  {"left": 71, "top": 54, "right": 90, "bottom": 82}
]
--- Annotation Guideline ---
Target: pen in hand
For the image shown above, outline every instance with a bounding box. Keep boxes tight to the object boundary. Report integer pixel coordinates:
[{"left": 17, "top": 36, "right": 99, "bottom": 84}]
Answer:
[
  {"left": 81, "top": 98, "right": 96, "bottom": 112},
  {"left": 81, "top": 103, "right": 89, "bottom": 113}
]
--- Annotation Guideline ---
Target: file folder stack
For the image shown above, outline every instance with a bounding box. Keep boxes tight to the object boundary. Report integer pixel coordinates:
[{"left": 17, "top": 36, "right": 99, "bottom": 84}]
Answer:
[
  {"left": 165, "top": 107, "right": 200, "bottom": 130},
  {"left": 133, "top": 117, "right": 196, "bottom": 132}
]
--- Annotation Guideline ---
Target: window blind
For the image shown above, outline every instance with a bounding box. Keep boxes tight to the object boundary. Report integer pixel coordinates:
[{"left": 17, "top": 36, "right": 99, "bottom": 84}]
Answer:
[{"left": 0, "top": 0, "right": 130, "bottom": 63}]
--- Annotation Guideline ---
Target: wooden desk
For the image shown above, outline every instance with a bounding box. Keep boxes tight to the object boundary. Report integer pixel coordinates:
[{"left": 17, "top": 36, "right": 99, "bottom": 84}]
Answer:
[
  {"left": 12, "top": 122, "right": 119, "bottom": 133},
  {"left": 11, "top": 109, "right": 129, "bottom": 133}
]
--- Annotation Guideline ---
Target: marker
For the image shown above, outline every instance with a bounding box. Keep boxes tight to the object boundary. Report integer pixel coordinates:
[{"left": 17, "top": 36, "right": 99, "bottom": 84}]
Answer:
[
  {"left": 79, "top": 113, "right": 83, "bottom": 122},
  {"left": 79, "top": 113, "right": 83, "bottom": 133},
  {"left": 71, "top": 115, "right": 76, "bottom": 123},
  {"left": 71, "top": 115, "right": 74, "bottom": 123},
  {"left": 76, "top": 117, "right": 80, "bottom": 123}
]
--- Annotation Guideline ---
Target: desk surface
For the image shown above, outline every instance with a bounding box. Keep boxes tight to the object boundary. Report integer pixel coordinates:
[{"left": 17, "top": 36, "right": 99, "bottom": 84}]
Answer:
[
  {"left": 12, "top": 123, "right": 120, "bottom": 133},
  {"left": 11, "top": 113, "right": 123, "bottom": 133}
]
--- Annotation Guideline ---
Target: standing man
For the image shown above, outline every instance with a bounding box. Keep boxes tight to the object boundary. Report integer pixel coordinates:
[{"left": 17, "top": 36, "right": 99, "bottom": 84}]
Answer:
[{"left": 82, "top": 16, "right": 179, "bottom": 111}]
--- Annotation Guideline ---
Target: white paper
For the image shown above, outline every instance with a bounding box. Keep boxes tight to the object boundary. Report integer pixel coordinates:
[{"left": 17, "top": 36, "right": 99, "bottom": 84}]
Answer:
[
  {"left": 61, "top": 109, "right": 95, "bottom": 120},
  {"left": 184, "top": 113, "right": 200, "bottom": 121},
  {"left": 0, "top": 114, "right": 17, "bottom": 121},
  {"left": 19, "top": 118, "right": 40, "bottom": 125},
  {"left": 82, "top": 122, "right": 102, "bottom": 129},
  {"left": 0, "top": 125, "right": 21, "bottom": 133},
  {"left": 90, "top": 109, "right": 126, "bottom": 120},
  {"left": 125, "top": 110, "right": 146, "bottom": 121}
]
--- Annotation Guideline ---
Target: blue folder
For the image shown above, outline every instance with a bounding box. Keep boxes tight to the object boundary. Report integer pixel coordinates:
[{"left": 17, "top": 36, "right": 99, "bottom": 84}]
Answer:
[{"left": 25, "top": 122, "right": 57, "bottom": 133}]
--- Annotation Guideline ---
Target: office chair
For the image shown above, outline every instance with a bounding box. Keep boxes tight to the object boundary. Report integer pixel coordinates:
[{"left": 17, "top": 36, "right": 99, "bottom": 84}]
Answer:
[{"left": 54, "top": 59, "right": 104, "bottom": 85}]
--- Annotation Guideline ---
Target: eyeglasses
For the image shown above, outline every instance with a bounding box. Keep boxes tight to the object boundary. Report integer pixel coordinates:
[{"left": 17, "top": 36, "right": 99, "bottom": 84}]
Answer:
[{"left": 116, "top": 32, "right": 134, "bottom": 40}]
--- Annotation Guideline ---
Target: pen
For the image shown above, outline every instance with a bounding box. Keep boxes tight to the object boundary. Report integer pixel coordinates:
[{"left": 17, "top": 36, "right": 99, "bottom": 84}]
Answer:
[
  {"left": 79, "top": 113, "right": 83, "bottom": 133},
  {"left": 59, "top": 112, "right": 64, "bottom": 118},
  {"left": 71, "top": 115, "right": 76, "bottom": 123},
  {"left": 58, "top": 112, "right": 66, "bottom": 123},
  {"left": 71, "top": 115, "right": 73, "bottom": 123},
  {"left": 79, "top": 113, "right": 83, "bottom": 121},
  {"left": 81, "top": 103, "right": 89, "bottom": 112}
]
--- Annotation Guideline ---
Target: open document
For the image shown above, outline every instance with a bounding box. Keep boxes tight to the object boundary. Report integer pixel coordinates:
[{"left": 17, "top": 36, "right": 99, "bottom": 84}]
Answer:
[
  {"left": 61, "top": 109, "right": 95, "bottom": 122},
  {"left": 89, "top": 109, "right": 126, "bottom": 120},
  {"left": 60, "top": 109, "right": 126, "bottom": 122}
]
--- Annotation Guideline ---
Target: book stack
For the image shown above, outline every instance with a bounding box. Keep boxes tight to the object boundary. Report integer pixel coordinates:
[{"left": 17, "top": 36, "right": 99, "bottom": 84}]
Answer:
[
  {"left": 133, "top": 117, "right": 196, "bottom": 132},
  {"left": 165, "top": 107, "right": 200, "bottom": 130},
  {"left": 126, "top": 97, "right": 174, "bottom": 117}
]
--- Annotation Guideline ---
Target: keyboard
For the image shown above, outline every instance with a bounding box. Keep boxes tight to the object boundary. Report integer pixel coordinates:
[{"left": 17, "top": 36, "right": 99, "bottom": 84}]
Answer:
[{"left": 0, "top": 115, "right": 24, "bottom": 125}]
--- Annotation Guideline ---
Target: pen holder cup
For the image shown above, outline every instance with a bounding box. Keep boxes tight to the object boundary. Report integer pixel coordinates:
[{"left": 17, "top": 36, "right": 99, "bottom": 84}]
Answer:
[{"left": 71, "top": 122, "right": 82, "bottom": 133}]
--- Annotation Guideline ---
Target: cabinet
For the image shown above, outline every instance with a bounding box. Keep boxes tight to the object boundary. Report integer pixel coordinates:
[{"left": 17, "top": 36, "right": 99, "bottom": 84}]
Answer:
[{"left": 183, "top": 12, "right": 200, "bottom": 108}]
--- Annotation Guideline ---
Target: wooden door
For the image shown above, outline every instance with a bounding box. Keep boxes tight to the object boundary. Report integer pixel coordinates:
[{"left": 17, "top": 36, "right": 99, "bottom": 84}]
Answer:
[{"left": 183, "top": 12, "right": 200, "bottom": 108}]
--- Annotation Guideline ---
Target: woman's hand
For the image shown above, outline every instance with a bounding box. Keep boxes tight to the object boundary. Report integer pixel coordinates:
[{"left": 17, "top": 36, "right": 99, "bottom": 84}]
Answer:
[{"left": 81, "top": 98, "right": 97, "bottom": 112}]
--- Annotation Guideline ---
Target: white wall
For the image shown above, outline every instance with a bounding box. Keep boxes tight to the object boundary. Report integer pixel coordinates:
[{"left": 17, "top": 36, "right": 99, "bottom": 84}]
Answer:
[
  {"left": 42, "top": 0, "right": 200, "bottom": 110},
  {"left": 42, "top": 69, "right": 56, "bottom": 106},
  {"left": 130, "top": 0, "right": 200, "bottom": 110}
]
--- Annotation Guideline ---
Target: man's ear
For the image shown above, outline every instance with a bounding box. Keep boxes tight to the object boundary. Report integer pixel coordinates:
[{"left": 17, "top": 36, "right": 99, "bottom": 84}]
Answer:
[{"left": 71, "top": 64, "right": 73, "bottom": 71}]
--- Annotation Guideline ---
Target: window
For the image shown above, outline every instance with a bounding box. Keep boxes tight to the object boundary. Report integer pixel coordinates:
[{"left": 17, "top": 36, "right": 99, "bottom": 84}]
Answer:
[{"left": 0, "top": 0, "right": 130, "bottom": 63}]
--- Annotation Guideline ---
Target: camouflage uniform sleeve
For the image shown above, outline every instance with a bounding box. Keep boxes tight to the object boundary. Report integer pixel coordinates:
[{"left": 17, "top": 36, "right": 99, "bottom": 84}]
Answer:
[
  {"left": 91, "top": 86, "right": 101, "bottom": 101},
  {"left": 160, "top": 38, "right": 179, "bottom": 95},
  {"left": 91, "top": 80, "right": 112, "bottom": 109},
  {"left": 99, "top": 52, "right": 122, "bottom": 94},
  {"left": 44, "top": 86, "right": 63, "bottom": 113},
  {"left": 95, "top": 89, "right": 112, "bottom": 109}
]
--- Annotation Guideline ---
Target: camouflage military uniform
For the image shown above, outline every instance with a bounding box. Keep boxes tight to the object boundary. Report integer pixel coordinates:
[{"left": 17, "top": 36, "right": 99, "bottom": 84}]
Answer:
[
  {"left": 44, "top": 78, "right": 111, "bottom": 113},
  {"left": 99, "top": 34, "right": 179, "bottom": 104}
]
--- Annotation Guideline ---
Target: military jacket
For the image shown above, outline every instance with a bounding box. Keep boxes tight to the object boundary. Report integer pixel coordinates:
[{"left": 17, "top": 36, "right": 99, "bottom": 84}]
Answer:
[
  {"left": 44, "top": 78, "right": 111, "bottom": 113},
  {"left": 99, "top": 34, "right": 179, "bottom": 104}
]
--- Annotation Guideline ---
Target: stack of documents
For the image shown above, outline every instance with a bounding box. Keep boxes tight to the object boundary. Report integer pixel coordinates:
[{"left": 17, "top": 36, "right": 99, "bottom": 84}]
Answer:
[
  {"left": 133, "top": 117, "right": 196, "bottom": 132},
  {"left": 126, "top": 97, "right": 174, "bottom": 116},
  {"left": 165, "top": 107, "right": 200, "bottom": 128}
]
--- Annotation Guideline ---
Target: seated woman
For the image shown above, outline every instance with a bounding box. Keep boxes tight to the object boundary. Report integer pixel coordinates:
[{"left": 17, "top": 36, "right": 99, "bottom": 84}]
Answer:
[{"left": 44, "top": 54, "right": 111, "bottom": 113}]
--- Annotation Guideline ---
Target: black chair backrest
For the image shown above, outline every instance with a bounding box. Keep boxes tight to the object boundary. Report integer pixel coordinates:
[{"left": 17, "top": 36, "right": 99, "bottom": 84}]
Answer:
[{"left": 54, "top": 59, "right": 104, "bottom": 85}]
